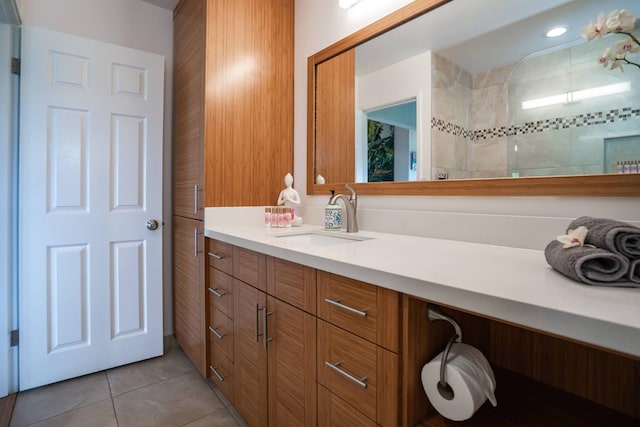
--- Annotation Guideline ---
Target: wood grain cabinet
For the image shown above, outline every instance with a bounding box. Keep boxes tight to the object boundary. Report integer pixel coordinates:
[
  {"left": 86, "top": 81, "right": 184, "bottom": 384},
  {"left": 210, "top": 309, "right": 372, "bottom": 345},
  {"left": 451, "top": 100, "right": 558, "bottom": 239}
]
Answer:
[
  {"left": 203, "top": 240, "right": 640, "bottom": 427},
  {"left": 206, "top": 239, "right": 236, "bottom": 400},
  {"left": 206, "top": 239, "right": 317, "bottom": 427},
  {"left": 317, "top": 271, "right": 401, "bottom": 427},
  {"left": 173, "top": 216, "right": 206, "bottom": 375},
  {"left": 172, "top": 0, "right": 293, "bottom": 379},
  {"left": 172, "top": 0, "right": 206, "bottom": 376}
]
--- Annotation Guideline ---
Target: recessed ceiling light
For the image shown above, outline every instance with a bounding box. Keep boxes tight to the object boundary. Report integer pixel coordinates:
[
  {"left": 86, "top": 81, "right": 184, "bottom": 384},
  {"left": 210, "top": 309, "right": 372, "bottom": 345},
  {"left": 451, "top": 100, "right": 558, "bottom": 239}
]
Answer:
[{"left": 546, "top": 26, "right": 567, "bottom": 38}]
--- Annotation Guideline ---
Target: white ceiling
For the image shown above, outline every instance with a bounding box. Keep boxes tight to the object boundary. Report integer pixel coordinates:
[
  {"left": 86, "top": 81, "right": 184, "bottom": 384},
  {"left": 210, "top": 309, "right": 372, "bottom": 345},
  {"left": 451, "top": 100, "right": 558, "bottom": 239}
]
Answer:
[{"left": 140, "top": 0, "right": 179, "bottom": 11}]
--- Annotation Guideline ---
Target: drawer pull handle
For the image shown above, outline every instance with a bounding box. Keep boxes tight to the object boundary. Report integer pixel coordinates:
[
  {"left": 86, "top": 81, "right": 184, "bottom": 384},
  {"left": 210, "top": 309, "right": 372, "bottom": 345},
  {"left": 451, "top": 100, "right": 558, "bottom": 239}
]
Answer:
[
  {"left": 324, "top": 298, "right": 367, "bottom": 317},
  {"left": 209, "top": 365, "right": 226, "bottom": 382},
  {"left": 209, "top": 325, "right": 224, "bottom": 340},
  {"left": 208, "top": 287, "right": 225, "bottom": 298},
  {"left": 325, "top": 361, "right": 367, "bottom": 388},
  {"left": 208, "top": 252, "right": 224, "bottom": 260}
]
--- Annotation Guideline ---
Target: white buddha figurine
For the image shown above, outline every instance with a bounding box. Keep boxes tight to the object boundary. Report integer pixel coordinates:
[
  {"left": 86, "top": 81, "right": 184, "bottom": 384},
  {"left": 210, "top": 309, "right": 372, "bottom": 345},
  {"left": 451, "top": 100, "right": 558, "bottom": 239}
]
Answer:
[{"left": 277, "top": 173, "right": 303, "bottom": 226}]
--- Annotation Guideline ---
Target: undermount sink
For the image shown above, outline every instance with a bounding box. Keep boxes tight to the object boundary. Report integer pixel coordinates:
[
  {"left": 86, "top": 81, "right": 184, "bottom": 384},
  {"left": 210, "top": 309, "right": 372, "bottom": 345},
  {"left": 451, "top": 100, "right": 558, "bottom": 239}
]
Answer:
[{"left": 273, "top": 230, "right": 373, "bottom": 246}]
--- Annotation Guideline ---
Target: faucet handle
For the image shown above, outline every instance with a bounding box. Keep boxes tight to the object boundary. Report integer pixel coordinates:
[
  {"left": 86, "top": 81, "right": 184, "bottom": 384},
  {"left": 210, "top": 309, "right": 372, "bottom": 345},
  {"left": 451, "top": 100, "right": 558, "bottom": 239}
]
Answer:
[
  {"left": 344, "top": 183, "right": 356, "bottom": 200},
  {"left": 344, "top": 183, "right": 357, "bottom": 212}
]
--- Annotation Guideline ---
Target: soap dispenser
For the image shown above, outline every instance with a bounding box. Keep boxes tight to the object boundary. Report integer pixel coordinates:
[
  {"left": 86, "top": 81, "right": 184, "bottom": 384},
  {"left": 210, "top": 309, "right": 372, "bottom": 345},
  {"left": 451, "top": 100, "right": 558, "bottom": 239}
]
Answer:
[{"left": 324, "top": 190, "right": 342, "bottom": 230}]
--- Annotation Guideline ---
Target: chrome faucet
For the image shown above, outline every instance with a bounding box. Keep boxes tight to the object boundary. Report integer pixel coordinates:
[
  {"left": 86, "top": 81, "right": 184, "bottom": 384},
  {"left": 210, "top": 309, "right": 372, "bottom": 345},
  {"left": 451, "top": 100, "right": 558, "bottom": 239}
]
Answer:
[{"left": 329, "top": 184, "right": 358, "bottom": 233}]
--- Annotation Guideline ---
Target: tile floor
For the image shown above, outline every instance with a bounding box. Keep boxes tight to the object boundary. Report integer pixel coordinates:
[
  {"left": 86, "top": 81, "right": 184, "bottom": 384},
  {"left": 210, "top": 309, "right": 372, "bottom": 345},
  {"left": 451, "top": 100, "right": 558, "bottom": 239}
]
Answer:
[{"left": 9, "top": 337, "right": 248, "bottom": 427}]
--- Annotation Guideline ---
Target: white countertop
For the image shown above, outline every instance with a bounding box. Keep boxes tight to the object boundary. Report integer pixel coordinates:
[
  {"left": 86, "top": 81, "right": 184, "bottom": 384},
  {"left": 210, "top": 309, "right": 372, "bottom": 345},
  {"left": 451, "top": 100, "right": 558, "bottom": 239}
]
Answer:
[{"left": 204, "top": 208, "right": 640, "bottom": 358}]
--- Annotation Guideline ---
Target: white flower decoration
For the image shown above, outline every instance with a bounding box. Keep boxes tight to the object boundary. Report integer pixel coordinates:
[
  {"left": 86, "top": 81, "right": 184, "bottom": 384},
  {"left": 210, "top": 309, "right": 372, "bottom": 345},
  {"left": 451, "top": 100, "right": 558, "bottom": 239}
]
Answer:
[
  {"left": 580, "top": 12, "right": 610, "bottom": 41},
  {"left": 615, "top": 37, "right": 640, "bottom": 55},
  {"left": 556, "top": 226, "right": 589, "bottom": 249},
  {"left": 582, "top": 9, "right": 639, "bottom": 72},
  {"left": 606, "top": 9, "right": 636, "bottom": 32}
]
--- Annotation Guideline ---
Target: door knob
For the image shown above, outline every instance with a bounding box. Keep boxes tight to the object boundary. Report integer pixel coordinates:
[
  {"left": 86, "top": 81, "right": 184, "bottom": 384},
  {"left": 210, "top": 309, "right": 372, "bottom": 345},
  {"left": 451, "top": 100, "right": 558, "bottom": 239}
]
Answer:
[{"left": 146, "top": 219, "right": 159, "bottom": 230}]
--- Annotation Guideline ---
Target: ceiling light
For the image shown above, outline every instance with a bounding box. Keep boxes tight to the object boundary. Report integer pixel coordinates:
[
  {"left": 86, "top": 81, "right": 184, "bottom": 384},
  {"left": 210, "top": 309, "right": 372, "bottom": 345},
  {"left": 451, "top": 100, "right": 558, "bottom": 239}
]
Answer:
[
  {"left": 545, "top": 26, "right": 567, "bottom": 38},
  {"left": 522, "top": 82, "right": 631, "bottom": 110},
  {"left": 339, "top": 0, "right": 362, "bottom": 9}
]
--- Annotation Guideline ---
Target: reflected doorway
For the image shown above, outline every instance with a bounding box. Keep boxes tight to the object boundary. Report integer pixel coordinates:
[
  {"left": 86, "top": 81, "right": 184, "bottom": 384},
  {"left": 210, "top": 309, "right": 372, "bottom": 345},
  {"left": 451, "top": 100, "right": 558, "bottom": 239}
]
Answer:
[{"left": 363, "top": 99, "right": 417, "bottom": 182}]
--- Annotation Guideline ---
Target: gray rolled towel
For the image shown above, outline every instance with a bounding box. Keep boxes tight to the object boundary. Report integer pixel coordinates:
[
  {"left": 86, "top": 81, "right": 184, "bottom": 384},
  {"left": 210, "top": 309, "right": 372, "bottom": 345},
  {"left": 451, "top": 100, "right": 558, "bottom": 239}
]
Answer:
[
  {"left": 631, "top": 260, "right": 640, "bottom": 284},
  {"left": 568, "top": 216, "right": 640, "bottom": 259},
  {"left": 544, "top": 240, "right": 633, "bottom": 287}
]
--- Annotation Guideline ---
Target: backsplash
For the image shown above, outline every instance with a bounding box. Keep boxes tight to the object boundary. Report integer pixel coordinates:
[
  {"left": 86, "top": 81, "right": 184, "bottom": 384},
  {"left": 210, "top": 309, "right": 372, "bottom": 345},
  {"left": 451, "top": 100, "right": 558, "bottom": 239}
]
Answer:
[{"left": 434, "top": 107, "right": 640, "bottom": 141}]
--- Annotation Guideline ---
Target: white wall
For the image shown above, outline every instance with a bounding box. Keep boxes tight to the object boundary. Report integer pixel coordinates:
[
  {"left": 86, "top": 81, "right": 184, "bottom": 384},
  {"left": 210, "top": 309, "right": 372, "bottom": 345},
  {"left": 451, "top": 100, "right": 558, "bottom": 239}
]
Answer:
[
  {"left": 294, "top": 0, "right": 638, "bottom": 249},
  {"left": 357, "top": 51, "right": 431, "bottom": 181},
  {"left": 17, "top": 0, "right": 175, "bottom": 334}
]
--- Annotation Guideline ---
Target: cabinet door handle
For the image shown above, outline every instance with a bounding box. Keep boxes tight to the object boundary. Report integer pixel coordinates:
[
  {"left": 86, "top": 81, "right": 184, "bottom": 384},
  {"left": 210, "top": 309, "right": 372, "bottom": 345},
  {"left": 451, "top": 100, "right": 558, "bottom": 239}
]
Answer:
[
  {"left": 255, "top": 304, "right": 261, "bottom": 343},
  {"left": 324, "top": 298, "right": 367, "bottom": 317},
  {"left": 325, "top": 361, "right": 368, "bottom": 388},
  {"left": 262, "top": 307, "right": 273, "bottom": 349},
  {"left": 209, "top": 325, "right": 224, "bottom": 340},
  {"left": 208, "top": 251, "right": 224, "bottom": 260},
  {"left": 193, "top": 228, "right": 203, "bottom": 257},
  {"left": 193, "top": 184, "right": 200, "bottom": 214},
  {"left": 208, "top": 287, "right": 225, "bottom": 298},
  {"left": 209, "top": 365, "right": 226, "bottom": 382}
]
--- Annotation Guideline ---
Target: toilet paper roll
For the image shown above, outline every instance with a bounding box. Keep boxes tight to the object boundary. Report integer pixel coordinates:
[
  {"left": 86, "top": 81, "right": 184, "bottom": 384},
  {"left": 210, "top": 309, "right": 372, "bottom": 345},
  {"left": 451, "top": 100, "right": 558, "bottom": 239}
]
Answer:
[{"left": 421, "top": 343, "right": 497, "bottom": 421}]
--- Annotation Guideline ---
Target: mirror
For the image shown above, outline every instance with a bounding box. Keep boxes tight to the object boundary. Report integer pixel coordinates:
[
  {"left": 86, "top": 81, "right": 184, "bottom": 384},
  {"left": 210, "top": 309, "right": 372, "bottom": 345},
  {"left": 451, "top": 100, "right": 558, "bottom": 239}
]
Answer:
[{"left": 307, "top": 0, "right": 640, "bottom": 196}]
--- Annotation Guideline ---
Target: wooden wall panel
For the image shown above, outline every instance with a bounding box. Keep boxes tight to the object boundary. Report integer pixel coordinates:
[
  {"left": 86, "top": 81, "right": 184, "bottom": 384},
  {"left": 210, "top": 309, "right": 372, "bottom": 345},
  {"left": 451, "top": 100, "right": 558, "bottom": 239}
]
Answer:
[
  {"left": 489, "top": 322, "right": 534, "bottom": 378},
  {"left": 587, "top": 349, "right": 638, "bottom": 417},
  {"left": 532, "top": 334, "right": 589, "bottom": 400}
]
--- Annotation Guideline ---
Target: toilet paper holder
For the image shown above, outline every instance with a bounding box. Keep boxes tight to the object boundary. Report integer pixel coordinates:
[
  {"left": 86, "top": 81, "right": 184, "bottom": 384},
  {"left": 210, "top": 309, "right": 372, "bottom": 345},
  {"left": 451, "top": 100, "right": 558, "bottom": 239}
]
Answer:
[{"left": 427, "top": 304, "right": 463, "bottom": 401}]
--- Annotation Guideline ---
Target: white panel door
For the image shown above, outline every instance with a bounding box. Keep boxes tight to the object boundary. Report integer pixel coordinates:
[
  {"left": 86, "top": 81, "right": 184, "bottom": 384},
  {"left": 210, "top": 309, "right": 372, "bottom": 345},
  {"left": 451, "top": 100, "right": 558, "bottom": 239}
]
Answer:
[{"left": 19, "top": 26, "right": 165, "bottom": 390}]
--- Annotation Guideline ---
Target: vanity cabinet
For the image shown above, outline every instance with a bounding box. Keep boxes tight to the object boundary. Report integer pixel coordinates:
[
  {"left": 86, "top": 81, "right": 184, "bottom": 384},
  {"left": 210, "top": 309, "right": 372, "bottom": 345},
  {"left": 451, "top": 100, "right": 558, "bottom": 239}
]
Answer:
[
  {"left": 206, "top": 239, "right": 236, "bottom": 400},
  {"left": 173, "top": 0, "right": 293, "bottom": 377},
  {"left": 317, "top": 272, "right": 401, "bottom": 426},
  {"left": 204, "top": 237, "right": 640, "bottom": 427},
  {"left": 206, "top": 239, "right": 317, "bottom": 427}
]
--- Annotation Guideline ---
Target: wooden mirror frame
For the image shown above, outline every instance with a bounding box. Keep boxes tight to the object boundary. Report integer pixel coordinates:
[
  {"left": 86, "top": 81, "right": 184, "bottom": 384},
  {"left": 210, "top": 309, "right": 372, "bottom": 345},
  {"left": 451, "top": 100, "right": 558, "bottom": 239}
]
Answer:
[{"left": 306, "top": 0, "right": 640, "bottom": 197}]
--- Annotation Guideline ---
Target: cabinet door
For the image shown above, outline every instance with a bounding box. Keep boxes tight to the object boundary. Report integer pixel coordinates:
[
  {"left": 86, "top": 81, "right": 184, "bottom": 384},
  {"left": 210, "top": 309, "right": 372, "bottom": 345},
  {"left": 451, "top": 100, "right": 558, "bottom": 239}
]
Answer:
[
  {"left": 173, "top": 0, "right": 204, "bottom": 219},
  {"left": 267, "top": 296, "right": 317, "bottom": 427},
  {"left": 234, "top": 279, "right": 268, "bottom": 427},
  {"left": 173, "top": 216, "right": 205, "bottom": 375}
]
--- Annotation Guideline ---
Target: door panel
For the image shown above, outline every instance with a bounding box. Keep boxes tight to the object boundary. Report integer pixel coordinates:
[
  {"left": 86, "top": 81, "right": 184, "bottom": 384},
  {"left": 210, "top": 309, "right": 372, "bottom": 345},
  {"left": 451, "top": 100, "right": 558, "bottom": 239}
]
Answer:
[
  {"left": 19, "top": 26, "right": 165, "bottom": 390},
  {"left": 233, "top": 279, "right": 268, "bottom": 427}
]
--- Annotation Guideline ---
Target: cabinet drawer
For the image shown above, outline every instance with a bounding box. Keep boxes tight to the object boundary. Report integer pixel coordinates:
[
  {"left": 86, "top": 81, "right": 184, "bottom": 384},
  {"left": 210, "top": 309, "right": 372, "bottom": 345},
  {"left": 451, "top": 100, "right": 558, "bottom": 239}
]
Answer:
[
  {"left": 208, "top": 305, "right": 234, "bottom": 362},
  {"left": 208, "top": 267, "right": 234, "bottom": 318},
  {"left": 318, "top": 384, "right": 377, "bottom": 427},
  {"left": 209, "top": 341, "right": 234, "bottom": 403},
  {"left": 207, "top": 239, "right": 233, "bottom": 274},
  {"left": 318, "top": 271, "right": 399, "bottom": 351},
  {"left": 267, "top": 256, "right": 316, "bottom": 314},
  {"left": 233, "top": 246, "right": 266, "bottom": 290},
  {"left": 318, "top": 320, "right": 377, "bottom": 421}
]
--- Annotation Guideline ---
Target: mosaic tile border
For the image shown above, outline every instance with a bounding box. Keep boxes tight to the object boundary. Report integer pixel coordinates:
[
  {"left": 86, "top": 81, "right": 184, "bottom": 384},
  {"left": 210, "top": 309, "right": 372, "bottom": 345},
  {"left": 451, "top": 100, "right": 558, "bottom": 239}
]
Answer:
[{"left": 431, "top": 106, "right": 640, "bottom": 142}]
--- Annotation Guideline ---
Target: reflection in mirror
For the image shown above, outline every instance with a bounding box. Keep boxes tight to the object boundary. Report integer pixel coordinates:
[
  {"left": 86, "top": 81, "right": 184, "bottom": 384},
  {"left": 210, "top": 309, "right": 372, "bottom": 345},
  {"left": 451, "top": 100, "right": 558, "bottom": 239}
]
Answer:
[
  {"left": 358, "top": 100, "right": 417, "bottom": 182},
  {"left": 309, "top": 0, "right": 640, "bottom": 196},
  {"left": 431, "top": 0, "right": 640, "bottom": 179}
]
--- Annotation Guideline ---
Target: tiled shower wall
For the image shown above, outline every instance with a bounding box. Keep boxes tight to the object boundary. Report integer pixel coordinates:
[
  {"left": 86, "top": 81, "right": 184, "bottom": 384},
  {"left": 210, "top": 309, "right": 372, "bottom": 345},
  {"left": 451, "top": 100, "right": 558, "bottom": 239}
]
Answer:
[{"left": 431, "top": 30, "right": 640, "bottom": 179}]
